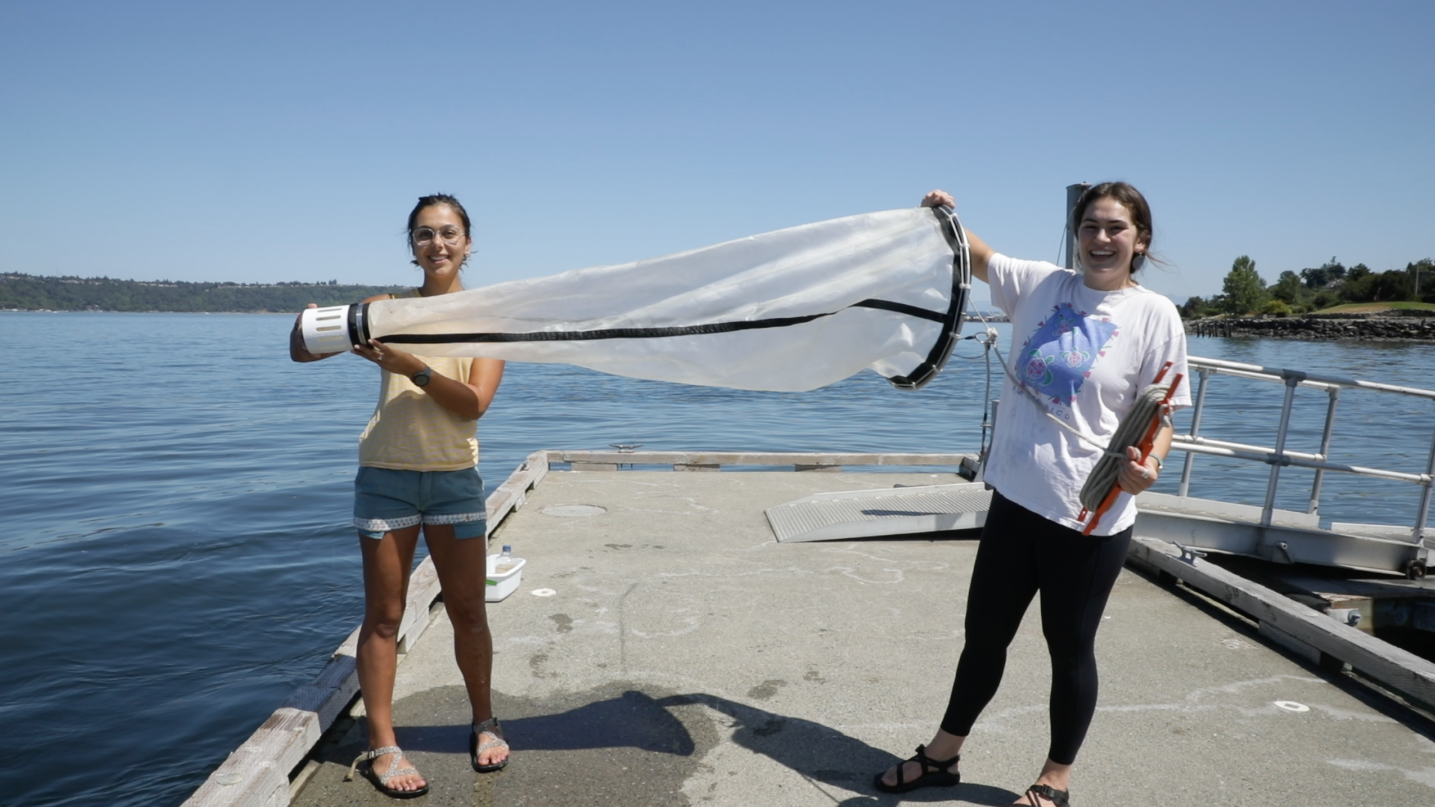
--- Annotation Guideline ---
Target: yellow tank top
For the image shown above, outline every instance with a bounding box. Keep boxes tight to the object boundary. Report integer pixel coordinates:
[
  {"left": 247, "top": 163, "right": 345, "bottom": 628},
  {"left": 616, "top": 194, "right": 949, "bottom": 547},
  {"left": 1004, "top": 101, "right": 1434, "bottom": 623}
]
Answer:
[{"left": 357, "top": 290, "right": 478, "bottom": 471}]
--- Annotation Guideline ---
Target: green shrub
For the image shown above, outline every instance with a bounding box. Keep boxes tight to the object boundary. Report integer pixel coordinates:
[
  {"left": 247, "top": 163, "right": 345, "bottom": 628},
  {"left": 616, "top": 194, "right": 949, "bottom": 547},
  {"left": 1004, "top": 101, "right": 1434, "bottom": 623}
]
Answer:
[{"left": 1264, "top": 299, "right": 1292, "bottom": 318}]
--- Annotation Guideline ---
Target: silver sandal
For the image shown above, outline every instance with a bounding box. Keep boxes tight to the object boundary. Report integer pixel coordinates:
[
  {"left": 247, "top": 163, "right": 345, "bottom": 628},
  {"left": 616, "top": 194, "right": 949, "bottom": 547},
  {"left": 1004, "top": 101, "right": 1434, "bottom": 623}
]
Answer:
[
  {"left": 345, "top": 745, "right": 430, "bottom": 799},
  {"left": 471, "top": 717, "right": 510, "bottom": 772}
]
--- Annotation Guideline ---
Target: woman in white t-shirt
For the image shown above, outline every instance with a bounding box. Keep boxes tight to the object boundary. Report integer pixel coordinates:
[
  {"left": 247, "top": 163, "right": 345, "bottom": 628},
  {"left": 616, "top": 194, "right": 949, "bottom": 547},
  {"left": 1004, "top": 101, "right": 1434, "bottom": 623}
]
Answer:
[
  {"left": 290, "top": 194, "right": 508, "bottom": 798},
  {"left": 874, "top": 183, "right": 1190, "bottom": 807}
]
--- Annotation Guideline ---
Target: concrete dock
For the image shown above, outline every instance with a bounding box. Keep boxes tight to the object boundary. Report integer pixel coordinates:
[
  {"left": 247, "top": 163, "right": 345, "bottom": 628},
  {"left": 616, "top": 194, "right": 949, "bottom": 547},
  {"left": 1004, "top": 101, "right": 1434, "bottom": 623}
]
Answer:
[{"left": 288, "top": 469, "right": 1435, "bottom": 806}]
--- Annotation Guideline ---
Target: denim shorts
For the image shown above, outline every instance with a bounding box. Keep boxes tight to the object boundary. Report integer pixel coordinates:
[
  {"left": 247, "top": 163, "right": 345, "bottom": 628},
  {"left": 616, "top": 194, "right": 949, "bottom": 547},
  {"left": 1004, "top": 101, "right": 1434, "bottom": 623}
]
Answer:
[{"left": 353, "top": 466, "right": 488, "bottom": 540}]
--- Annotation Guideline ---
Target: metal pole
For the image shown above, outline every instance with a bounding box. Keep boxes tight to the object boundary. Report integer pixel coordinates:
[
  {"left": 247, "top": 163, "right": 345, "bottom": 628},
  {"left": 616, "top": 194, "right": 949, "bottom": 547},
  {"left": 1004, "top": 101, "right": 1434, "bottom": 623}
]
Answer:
[
  {"left": 1415, "top": 402, "right": 1435, "bottom": 543},
  {"left": 1178, "top": 367, "right": 1213, "bottom": 497},
  {"left": 1261, "top": 372, "right": 1305, "bottom": 527},
  {"left": 976, "top": 400, "right": 998, "bottom": 485},
  {"left": 1307, "top": 387, "right": 1340, "bottom": 515},
  {"left": 1064, "top": 183, "right": 1089, "bottom": 269}
]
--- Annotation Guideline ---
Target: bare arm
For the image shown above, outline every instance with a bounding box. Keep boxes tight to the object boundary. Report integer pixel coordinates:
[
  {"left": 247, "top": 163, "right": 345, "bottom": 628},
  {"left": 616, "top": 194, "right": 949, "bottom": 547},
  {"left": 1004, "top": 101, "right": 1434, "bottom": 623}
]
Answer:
[
  {"left": 921, "top": 189, "right": 993, "bottom": 285},
  {"left": 462, "top": 357, "right": 506, "bottom": 419}
]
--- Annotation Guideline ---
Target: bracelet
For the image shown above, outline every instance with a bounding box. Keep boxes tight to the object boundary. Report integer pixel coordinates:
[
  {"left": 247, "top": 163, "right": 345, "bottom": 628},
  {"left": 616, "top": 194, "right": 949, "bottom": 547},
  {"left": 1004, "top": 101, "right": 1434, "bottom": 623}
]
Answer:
[{"left": 1150, "top": 454, "right": 1164, "bottom": 472}]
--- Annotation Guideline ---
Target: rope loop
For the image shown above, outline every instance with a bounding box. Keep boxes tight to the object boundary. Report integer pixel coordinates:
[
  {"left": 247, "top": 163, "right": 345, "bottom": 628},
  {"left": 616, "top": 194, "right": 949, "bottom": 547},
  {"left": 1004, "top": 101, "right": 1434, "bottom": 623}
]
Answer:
[{"left": 1077, "top": 382, "right": 1172, "bottom": 511}]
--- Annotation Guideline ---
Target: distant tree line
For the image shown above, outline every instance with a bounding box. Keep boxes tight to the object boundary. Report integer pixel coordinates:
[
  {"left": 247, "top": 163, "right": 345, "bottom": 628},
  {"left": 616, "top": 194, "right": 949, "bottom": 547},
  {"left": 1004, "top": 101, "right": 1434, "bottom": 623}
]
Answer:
[
  {"left": 0, "top": 273, "right": 407, "bottom": 313},
  {"left": 1181, "top": 257, "right": 1435, "bottom": 318}
]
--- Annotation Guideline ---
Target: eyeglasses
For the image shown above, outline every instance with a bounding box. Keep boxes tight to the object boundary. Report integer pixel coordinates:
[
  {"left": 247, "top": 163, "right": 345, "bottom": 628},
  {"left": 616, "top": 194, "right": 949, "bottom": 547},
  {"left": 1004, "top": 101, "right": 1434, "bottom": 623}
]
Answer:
[{"left": 411, "top": 226, "right": 465, "bottom": 247}]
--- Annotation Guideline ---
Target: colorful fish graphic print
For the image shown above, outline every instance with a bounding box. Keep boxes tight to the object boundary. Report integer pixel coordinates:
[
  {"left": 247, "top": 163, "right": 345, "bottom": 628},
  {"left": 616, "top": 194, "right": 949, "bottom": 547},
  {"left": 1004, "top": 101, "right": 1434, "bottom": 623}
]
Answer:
[{"left": 1017, "top": 303, "right": 1119, "bottom": 407}]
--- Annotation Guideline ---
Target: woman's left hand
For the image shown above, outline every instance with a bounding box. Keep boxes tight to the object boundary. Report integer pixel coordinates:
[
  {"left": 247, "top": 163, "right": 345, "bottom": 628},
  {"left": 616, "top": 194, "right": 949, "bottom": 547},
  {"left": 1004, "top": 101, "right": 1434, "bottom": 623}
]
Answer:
[
  {"left": 1117, "top": 445, "right": 1160, "bottom": 494},
  {"left": 921, "top": 189, "right": 956, "bottom": 209},
  {"left": 355, "top": 339, "right": 425, "bottom": 378}
]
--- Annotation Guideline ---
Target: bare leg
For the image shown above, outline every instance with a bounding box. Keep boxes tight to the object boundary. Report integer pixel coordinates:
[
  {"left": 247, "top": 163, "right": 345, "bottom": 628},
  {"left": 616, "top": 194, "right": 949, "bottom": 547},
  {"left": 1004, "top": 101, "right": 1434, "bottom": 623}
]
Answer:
[
  {"left": 355, "top": 526, "right": 427, "bottom": 792},
  {"left": 424, "top": 525, "right": 508, "bottom": 769}
]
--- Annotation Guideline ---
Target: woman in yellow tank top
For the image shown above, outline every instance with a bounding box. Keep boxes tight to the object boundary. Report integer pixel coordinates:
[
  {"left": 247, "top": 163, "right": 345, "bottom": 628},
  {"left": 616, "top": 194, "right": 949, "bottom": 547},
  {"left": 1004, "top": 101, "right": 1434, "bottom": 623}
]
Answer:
[{"left": 289, "top": 194, "right": 507, "bottom": 798}]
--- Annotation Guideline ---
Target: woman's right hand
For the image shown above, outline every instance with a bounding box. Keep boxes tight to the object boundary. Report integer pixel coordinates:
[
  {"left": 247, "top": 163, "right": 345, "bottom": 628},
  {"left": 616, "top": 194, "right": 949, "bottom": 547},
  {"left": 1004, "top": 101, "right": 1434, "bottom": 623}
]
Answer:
[
  {"left": 921, "top": 189, "right": 956, "bottom": 209},
  {"left": 920, "top": 188, "right": 991, "bottom": 283}
]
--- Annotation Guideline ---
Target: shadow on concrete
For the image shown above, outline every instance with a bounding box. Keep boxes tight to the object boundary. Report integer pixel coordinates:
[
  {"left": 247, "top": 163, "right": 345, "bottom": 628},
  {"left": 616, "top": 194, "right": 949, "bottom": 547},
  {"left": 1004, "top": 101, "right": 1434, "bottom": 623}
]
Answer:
[
  {"left": 504, "top": 688, "right": 696, "bottom": 754},
  {"left": 319, "top": 683, "right": 1021, "bottom": 806},
  {"left": 650, "top": 692, "right": 1020, "bottom": 806}
]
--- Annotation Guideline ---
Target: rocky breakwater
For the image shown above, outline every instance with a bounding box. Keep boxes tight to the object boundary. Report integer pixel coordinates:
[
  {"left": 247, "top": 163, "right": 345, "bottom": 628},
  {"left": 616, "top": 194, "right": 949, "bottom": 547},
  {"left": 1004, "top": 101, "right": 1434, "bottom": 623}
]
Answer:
[{"left": 1187, "top": 311, "right": 1435, "bottom": 342}]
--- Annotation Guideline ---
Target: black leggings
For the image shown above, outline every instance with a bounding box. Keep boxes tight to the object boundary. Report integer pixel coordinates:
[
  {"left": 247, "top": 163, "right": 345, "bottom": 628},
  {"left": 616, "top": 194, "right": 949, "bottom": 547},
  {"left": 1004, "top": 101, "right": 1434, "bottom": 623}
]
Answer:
[{"left": 939, "top": 490, "right": 1132, "bottom": 765}]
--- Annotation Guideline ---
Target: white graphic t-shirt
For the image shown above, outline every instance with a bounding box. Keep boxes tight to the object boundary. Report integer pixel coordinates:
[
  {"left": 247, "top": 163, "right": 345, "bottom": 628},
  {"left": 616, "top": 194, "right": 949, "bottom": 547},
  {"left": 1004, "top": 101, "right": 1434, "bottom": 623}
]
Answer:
[{"left": 983, "top": 254, "right": 1191, "bottom": 535}]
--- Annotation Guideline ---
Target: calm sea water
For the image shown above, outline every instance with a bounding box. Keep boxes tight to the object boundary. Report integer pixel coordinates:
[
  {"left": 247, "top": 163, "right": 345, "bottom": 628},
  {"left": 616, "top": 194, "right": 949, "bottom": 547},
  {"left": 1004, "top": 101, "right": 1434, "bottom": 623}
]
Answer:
[{"left": 1, "top": 312, "right": 1431, "bottom": 806}]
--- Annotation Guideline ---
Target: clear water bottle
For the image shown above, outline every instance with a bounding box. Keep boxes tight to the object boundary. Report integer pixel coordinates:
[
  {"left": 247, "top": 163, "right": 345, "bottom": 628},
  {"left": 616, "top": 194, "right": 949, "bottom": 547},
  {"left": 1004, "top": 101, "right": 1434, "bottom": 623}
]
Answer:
[{"left": 495, "top": 544, "right": 515, "bottom": 574}]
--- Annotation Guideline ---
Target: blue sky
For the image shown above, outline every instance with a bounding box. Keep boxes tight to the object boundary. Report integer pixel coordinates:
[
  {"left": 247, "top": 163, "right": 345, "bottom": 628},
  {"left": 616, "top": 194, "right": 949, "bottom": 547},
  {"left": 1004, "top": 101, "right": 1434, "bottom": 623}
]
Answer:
[{"left": 2, "top": 0, "right": 1430, "bottom": 304}]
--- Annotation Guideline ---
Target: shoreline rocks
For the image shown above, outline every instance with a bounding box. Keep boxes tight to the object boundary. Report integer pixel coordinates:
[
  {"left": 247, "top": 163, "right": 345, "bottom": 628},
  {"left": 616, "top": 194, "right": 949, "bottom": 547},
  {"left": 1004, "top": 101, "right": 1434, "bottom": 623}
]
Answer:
[{"left": 1186, "top": 313, "right": 1435, "bottom": 342}]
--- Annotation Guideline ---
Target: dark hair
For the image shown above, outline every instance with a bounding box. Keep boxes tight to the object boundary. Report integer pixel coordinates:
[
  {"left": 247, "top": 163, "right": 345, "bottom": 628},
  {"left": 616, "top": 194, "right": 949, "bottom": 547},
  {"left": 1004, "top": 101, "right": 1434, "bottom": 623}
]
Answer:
[
  {"left": 406, "top": 192, "right": 472, "bottom": 252},
  {"left": 1070, "top": 181, "right": 1155, "bottom": 273}
]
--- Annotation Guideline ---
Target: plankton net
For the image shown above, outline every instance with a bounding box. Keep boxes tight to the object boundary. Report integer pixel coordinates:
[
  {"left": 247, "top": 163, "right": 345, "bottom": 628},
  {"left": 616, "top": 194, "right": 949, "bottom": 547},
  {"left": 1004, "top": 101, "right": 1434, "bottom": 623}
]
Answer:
[{"left": 299, "top": 206, "right": 971, "bottom": 393}]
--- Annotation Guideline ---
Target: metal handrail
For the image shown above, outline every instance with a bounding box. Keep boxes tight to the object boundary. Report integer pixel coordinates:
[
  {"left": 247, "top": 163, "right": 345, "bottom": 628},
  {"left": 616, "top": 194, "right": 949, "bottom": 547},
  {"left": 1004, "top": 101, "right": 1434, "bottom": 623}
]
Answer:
[
  {"left": 1188, "top": 356, "right": 1435, "bottom": 401},
  {"left": 1174, "top": 356, "right": 1435, "bottom": 543}
]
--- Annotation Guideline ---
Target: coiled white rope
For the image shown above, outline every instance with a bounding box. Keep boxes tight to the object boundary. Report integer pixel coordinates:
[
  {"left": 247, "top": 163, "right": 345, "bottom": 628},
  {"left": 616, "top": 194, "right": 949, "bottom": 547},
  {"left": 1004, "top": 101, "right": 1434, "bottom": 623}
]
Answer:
[{"left": 1076, "top": 382, "right": 1172, "bottom": 511}]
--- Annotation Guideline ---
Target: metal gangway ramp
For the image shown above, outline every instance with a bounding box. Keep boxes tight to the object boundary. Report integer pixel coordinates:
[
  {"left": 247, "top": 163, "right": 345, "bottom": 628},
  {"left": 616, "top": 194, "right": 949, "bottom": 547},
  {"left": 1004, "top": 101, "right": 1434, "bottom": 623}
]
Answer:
[{"left": 765, "top": 356, "right": 1434, "bottom": 579}]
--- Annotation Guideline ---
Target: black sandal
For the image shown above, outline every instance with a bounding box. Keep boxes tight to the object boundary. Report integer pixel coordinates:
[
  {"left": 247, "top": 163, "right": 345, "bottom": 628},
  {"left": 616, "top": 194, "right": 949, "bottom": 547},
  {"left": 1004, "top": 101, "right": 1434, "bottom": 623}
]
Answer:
[
  {"left": 1024, "top": 783, "right": 1070, "bottom": 806},
  {"left": 471, "top": 717, "right": 510, "bottom": 773},
  {"left": 872, "top": 744, "right": 960, "bottom": 794}
]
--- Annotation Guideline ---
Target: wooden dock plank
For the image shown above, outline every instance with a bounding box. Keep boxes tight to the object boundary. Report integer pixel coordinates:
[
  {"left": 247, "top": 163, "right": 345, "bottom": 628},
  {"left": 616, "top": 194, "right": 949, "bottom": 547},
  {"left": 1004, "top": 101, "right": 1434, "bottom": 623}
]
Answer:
[
  {"left": 184, "top": 707, "right": 324, "bottom": 807},
  {"left": 545, "top": 450, "right": 973, "bottom": 467},
  {"left": 1127, "top": 536, "right": 1435, "bottom": 708},
  {"left": 488, "top": 450, "right": 548, "bottom": 524}
]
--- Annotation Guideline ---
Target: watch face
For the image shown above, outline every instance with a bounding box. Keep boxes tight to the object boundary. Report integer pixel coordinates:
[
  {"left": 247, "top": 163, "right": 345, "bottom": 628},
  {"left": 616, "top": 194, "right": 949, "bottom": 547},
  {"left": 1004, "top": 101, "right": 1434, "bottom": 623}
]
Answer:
[{"left": 412, "top": 369, "right": 431, "bottom": 387}]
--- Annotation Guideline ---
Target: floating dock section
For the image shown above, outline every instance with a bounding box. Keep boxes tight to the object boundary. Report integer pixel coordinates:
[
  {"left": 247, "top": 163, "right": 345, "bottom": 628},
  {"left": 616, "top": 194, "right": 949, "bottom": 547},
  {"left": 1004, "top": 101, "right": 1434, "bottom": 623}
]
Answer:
[{"left": 187, "top": 451, "right": 1435, "bottom": 807}]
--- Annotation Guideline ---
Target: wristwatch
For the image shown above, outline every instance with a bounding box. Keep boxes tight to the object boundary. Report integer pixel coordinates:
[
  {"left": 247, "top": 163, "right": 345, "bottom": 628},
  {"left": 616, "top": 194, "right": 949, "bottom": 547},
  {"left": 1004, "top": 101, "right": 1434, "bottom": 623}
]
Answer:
[{"left": 410, "top": 366, "right": 433, "bottom": 387}]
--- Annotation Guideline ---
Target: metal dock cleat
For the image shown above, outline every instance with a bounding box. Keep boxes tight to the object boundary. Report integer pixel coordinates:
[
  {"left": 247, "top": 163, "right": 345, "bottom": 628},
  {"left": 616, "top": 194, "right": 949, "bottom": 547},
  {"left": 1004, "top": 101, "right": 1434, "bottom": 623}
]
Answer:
[{"left": 1173, "top": 541, "right": 1207, "bottom": 566}]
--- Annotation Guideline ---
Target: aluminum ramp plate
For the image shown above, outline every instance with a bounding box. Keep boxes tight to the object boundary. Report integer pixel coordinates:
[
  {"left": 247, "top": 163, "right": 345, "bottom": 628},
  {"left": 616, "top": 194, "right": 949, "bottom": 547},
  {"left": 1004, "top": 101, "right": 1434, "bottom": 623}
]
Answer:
[
  {"left": 1133, "top": 492, "right": 1428, "bottom": 575},
  {"left": 766, "top": 482, "right": 991, "bottom": 542},
  {"left": 1329, "top": 522, "right": 1434, "bottom": 551}
]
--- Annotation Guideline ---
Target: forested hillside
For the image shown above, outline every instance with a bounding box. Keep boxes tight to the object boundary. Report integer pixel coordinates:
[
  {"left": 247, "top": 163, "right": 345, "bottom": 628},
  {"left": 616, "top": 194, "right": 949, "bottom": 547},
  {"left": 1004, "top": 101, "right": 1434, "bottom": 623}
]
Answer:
[{"left": 0, "top": 273, "right": 406, "bottom": 313}]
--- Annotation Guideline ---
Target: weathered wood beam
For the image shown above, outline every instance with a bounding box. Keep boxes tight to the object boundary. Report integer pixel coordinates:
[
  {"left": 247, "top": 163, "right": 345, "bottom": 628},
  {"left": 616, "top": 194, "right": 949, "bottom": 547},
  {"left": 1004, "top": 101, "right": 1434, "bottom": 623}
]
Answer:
[
  {"left": 546, "top": 450, "right": 973, "bottom": 468},
  {"left": 1127, "top": 536, "right": 1435, "bottom": 708}
]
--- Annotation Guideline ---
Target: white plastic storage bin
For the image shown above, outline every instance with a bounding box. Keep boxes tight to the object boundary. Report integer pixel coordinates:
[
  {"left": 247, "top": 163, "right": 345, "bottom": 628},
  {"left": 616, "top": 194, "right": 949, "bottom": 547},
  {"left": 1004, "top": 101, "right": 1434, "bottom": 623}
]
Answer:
[{"left": 486, "top": 554, "right": 526, "bottom": 602}]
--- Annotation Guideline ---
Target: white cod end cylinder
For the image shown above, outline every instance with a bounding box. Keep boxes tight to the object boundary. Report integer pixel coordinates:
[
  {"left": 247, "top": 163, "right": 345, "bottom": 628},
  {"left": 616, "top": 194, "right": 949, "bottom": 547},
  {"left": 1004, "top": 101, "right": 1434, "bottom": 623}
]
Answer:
[{"left": 300, "top": 305, "right": 357, "bottom": 355}]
